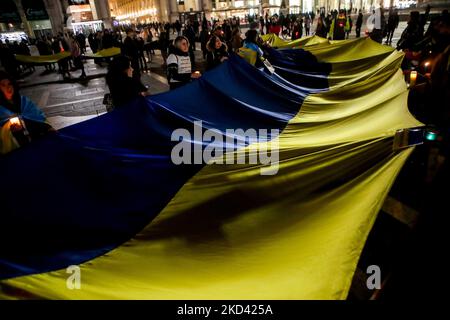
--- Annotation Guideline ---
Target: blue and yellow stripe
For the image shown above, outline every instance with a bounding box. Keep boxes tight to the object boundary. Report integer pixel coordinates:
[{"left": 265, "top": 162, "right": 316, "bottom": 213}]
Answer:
[{"left": 0, "top": 38, "right": 422, "bottom": 299}]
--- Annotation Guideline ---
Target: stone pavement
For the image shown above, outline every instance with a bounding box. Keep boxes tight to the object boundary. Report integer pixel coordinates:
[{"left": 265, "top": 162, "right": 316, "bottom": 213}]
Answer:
[{"left": 20, "top": 55, "right": 173, "bottom": 121}]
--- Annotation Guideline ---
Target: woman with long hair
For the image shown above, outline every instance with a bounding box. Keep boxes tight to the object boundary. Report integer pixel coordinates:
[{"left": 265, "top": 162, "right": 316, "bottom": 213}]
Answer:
[
  {"left": 70, "top": 35, "right": 87, "bottom": 79},
  {"left": 243, "top": 29, "right": 264, "bottom": 57},
  {"left": 230, "top": 28, "right": 242, "bottom": 53},
  {"left": 206, "top": 35, "right": 229, "bottom": 71},
  {"left": 106, "top": 55, "right": 148, "bottom": 109},
  {"left": 166, "top": 36, "right": 201, "bottom": 90}
]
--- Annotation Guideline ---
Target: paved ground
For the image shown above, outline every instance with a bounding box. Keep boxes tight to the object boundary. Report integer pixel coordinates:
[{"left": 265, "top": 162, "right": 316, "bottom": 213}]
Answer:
[{"left": 20, "top": 56, "right": 172, "bottom": 119}]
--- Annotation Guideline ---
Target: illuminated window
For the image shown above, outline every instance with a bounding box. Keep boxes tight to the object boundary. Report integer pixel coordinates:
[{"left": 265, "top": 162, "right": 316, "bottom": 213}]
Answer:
[
  {"left": 235, "top": 0, "right": 244, "bottom": 7},
  {"left": 289, "top": 0, "right": 300, "bottom": 14},
  {"left": 247, "top": 0, "right": 260, "bottom": 5},
  {"left": 269, "top": 0, "right": 281, "bottom": 5}
]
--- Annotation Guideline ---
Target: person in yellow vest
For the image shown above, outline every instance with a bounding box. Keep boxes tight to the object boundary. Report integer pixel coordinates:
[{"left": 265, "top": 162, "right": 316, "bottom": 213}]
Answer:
[{"left": 328, "top": 10, "right": 350, "bottom": 40}]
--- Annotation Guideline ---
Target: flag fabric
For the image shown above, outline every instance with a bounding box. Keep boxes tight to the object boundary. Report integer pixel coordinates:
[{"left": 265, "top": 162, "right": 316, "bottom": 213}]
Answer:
[
  {"left": 15, "top": 51, "right": 71, "bottom": 65},
  {"left": 14, "top": 47, "right": 121, "bottom": 65},
  {"left": 262, "top": 34, "right": 329, "bottom": 49},
  {"left": 0, "top": 38, "right": 422, "bottom": 299},
  {"left": 83, "top": 47, "right": 121, "bottom": 59}
]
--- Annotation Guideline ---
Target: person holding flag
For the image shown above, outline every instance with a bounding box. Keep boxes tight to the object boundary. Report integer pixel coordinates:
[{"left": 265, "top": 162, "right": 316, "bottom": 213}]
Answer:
[
  {"left": 328, "top": 10, "right": 349, "bottom": 40},
  {"left": 0, "top": 71, "right": 54, "bottom": 154}
]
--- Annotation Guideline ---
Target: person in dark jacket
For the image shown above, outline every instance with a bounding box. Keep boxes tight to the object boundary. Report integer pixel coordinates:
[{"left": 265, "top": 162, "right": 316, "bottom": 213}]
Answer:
[
  {"left": 106, "top": 55, "right": 148, "bottom": 108},
  {"left": 291, "top": 21, "right": 302, "bottom": 40},
  {"left": 0, "top": 42, "right": 19, "bottom": 79},
  {"left": 397, "top": 11, "right": 424, "bottom": 50},
  {"left": 355, "top": 10, "right": 363, "bottom": 38},
  {"left": 386, "top": 9, "right": 400, "bottom": 45},
  {"left": 159, "top": 28, "right": 170, "bottom": 66},
  {"left": 199, "top": 25, "right": 211, "bottom": 59},
  {"left": 88, "top": 32, "right": 98, "bottom": 53},
  {"left": 206, "top": 36, "right": 229, "bottom": 71},
  {"left": 345, "top": 11, "right": 353, "bottom": 39},
  {"left": 102, "top": 29, "right": 114, "bottom": 49},
  {"left": 315, "top": 14, "right": 328, "bottom": 38},
  {"left": 174, "top": 20, "right": 182, "bottom": 36},
  {"left": 259, "top": 16, "right": 265, "bottom": 35},
  {"left": 51, "top": 35, "right": 70, "bottom": 79},
  {"left": 122, "top": 29, "right": 141, "bottom": 82},
  {"left": 183, "top": 22, "right": 197, "bottom": 65},
  {"left": 136, "top": 35, "right": 148, "bottom": 71},
  {"left": 166, "top": 36, "right": 201, "bottom": 90},
  {"left": 76, "top": 32, "right": 86, "bottom": 53}
]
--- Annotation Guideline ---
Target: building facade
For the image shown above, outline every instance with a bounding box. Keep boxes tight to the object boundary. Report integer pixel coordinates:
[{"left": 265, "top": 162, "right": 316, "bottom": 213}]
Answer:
[
  {"left": 0, "top": 0, "right": 112, "bottom": 40},
  {"left": 109, "top": 0, "right": 436, "bottom": 25},
  {"left": 1, "top": 0, "right": 447, "bottom": 41}
]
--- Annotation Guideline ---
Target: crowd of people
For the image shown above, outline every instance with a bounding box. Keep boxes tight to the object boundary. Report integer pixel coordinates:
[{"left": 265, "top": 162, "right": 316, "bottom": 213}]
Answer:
[
  {"left": 404, "top": 8, "right": 450, "bottom": 128},
  {"left": 0, "top": 6, "right": 442, "bottom": 83},
  {"left": 251, "top": 8, "right": 396, "bottom": 42}
]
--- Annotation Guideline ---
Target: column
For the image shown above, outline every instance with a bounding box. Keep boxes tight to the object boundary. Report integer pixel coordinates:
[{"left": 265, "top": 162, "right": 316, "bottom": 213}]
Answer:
[
  {"left": 261, "top": 0, "right": 269, "bottom": 17},
  {"left": 203, "top": 0, "right": 213, "bottom": 20},
  {"left": 93, "top": 0, "right": 112, "bottom": 29},
  {"left": 43, "top": 0, "right": 65, "bottom": 35},
  {"left": 14, "top": 0, "right": 34, "bottom": 38},
  {"left": 159, "top": 0, "right": 170, "bottom": 21},
  {"left": 169, "top": 0, "right": 179, "bottom": 22}
]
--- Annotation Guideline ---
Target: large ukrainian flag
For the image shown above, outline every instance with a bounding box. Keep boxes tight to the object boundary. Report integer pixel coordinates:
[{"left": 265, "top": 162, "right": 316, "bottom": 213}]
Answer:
[{"left": 0, "top": 37, "right": 421, "bottom": 299}]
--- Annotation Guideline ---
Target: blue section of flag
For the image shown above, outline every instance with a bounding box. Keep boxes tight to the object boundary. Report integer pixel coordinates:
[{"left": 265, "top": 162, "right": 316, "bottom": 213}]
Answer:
[{"left": 0, "top": 55, "right": 330, "bottom": 280}]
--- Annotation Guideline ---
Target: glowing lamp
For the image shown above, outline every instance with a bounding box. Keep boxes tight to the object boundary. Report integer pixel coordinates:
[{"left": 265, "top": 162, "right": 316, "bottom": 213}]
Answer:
[
  {"left": 425, "top": 131, "right": 438, "bottom": 141},
  {"left": 424, "top": 61, "right": 430, "bottom": 73},
  {"left": 9, "top": 117, "right": 21, "bottom": 126},
  {"left": 410, "top": 71, "right": 417, "bottom": 86}
]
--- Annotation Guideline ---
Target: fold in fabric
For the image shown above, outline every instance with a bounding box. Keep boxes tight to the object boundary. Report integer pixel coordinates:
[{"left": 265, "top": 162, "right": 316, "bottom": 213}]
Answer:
[
  {"left": 15, "top": 52, "right": 71, "bottom": 65},
  {"left": 14, "top": 47, "right": 121, "bottom": 65},
  {"left": 0, "top": 38, "right": 422, "bottom": 299}
]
